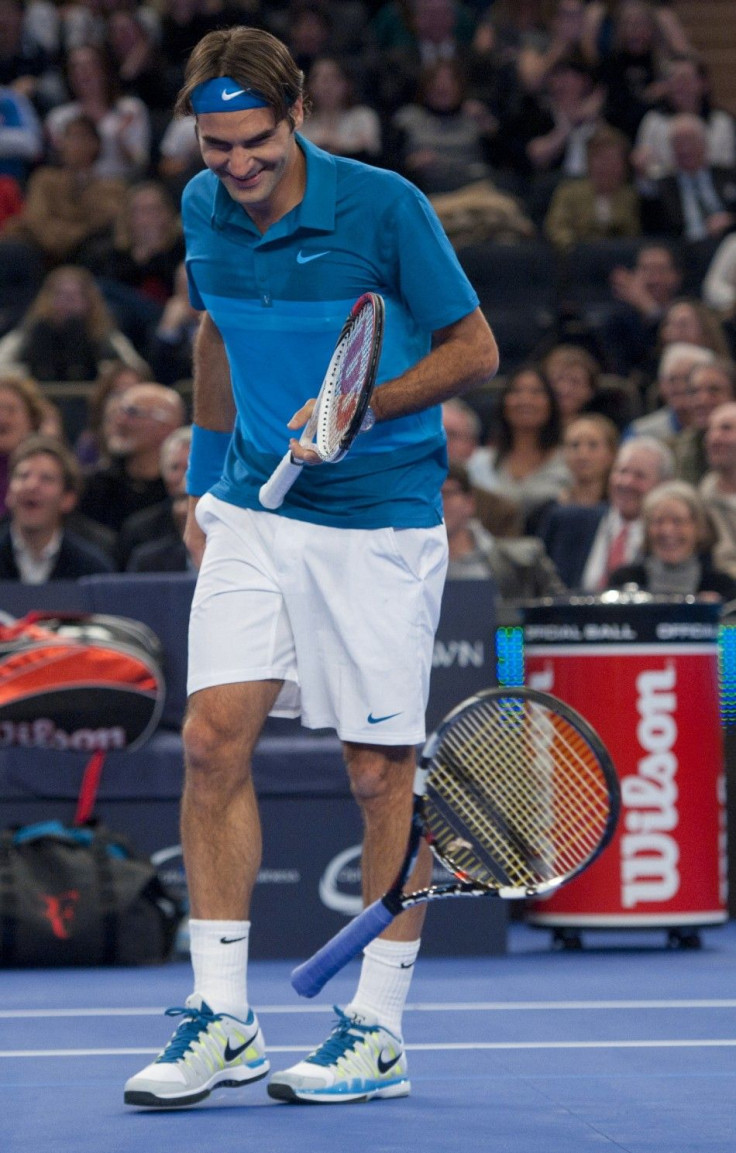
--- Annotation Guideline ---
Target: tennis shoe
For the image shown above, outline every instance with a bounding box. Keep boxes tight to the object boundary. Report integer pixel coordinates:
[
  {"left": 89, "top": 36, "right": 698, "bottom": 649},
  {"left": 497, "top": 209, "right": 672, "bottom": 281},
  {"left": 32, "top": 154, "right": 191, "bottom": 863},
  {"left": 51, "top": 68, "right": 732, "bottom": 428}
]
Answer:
[
  {"left": 123, "top": 994, "right": 269, "bottom": 1107},
  {"left": 267, "top": 1006, "right": 409, "bottom": 1104}
]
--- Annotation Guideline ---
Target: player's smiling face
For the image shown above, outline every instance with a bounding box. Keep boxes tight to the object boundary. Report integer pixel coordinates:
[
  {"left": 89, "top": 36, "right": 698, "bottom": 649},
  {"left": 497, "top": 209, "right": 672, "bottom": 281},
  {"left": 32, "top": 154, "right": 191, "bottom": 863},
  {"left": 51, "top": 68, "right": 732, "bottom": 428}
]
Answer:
[{"left": 196, "top": 102, "right": 305, "bottom": 230}]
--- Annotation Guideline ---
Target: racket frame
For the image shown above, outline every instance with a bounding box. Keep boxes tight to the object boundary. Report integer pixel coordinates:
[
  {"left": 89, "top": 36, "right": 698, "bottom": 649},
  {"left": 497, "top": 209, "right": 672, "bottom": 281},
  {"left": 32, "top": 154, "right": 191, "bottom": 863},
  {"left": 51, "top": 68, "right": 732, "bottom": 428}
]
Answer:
[{"left": 291, "top": 686, "right": 620, "bottom": 997}]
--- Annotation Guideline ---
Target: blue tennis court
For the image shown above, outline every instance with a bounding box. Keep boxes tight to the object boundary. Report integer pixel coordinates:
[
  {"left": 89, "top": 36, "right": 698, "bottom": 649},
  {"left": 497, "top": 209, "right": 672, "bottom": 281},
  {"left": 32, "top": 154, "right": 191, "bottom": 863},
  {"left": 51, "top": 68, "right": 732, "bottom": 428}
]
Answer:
[{"left": 4, "top": 920, "right": 736, "bottom": 1153}]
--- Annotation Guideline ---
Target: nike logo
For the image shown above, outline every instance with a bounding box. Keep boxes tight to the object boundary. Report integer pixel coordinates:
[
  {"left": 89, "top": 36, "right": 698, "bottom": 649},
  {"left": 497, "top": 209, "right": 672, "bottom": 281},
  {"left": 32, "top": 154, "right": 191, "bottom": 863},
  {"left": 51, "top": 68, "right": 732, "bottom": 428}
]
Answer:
[
  {"left": 399, "top": 961, "right": 415, "bottom": 969},
  {"left": 220, "top": 935, "right": 247, "bottom": 945},
  {"left": 222, "top": 88, "right": 246, "bottom": 101},
  {"left": 224, "top": 1030, "right": 259, "bottom": 1062},
  {"left": 367, "top": 712, "right": 402, "bottom": 725},
  {"left": 296, "top": 249, "right": 329, "bottom": 264},
  {"left": 377, "top": 1049, "right": 402, "bottom": 1074}
]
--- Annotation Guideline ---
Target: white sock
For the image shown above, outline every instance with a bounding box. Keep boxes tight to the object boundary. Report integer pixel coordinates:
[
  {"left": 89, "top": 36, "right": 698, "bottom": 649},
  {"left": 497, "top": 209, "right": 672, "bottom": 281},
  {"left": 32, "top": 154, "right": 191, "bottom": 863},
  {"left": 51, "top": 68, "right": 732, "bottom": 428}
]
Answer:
[
  {"left": 346, "top": 937, "right": 421, "bottom": 1040},
  {"left": 188, "top": 918, "right": 250, "bottom": 1019}
]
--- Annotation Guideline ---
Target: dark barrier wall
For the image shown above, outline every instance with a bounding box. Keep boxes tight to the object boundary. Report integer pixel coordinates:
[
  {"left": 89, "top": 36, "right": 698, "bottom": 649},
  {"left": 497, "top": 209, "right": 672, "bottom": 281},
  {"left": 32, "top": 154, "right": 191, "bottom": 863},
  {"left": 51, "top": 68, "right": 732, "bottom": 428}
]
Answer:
[{"left": 0, "top": 576, "right": 506, "bottom": 959}]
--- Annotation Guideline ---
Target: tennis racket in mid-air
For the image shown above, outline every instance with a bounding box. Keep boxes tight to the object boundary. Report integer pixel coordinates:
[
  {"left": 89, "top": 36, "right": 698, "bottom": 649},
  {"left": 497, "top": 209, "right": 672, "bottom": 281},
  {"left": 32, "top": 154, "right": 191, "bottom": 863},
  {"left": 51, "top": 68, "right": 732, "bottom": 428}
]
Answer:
[
  {"left": 258, "top": 292, "right": 384, "bottom": 510},
  {"left": 291, "top": 686, "right": 620, "bottom": 997}
]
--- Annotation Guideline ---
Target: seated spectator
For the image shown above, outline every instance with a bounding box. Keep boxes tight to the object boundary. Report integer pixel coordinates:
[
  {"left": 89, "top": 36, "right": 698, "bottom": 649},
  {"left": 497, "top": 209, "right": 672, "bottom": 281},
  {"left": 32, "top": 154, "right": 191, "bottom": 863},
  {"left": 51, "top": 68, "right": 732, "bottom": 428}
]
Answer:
[
  {"left": 628, "top": 341, "right": 715, "bottom": 442},
  {"left": 700, "top": 401, "right": 736, "bottom": 574},
  {"left": 556, "top": 411, "right": 620, "bottom": 505},
  {"left": 442, "top": 462, "right": 565, "bottom": 606},
  {"left": 599, "top": 241, "right": 683, "bottom": 377},
  {"left": 300, "top": 56, "right": 382, "bottom": 163},
  {"left": 88, "top": 180, "right": 186, "bottom": 351},
  {"left": 591, "top": 0, "right": 679, "bottom": 140},
  {"left": 544, "top": 125, "right": 641, "bottom": 249},
  {"left": 467, "top": 365, "right": 571, "bottom": 527},
  {"left": 106, "top": 7, "right": 177, "bottom": 113},
  {"left": 643, "top": 113, "right": 736, "bottom": 243},
  {"left": 0, "top": 372, "right": 44, "bottom": 514},
  {"left": 543, "top": 342, "right": 636, "bottom": 430},
  {"left": 2, "top": 114, "right": 126, "bottom": 266},
  {"left": 119, "top": 422, "right": 190, "bottom": 564},
  {"left": 673, "top": 358, "right": 736, "bottom": 486},
  {"left": 0, "top": 0, "right": 64, "bottom": 114},
  {"left": 540, "top": 434, "right": 674, "bottom": 590},
  {"left": 74, "top": 359, "right": 150, "bottom": 470},
  {"left": 632, "top": 55, "right": 736, "bottom": 184},
  {"left": 45, "top": 44, "right": 151, "bottom": 182},
  {"left": 78, "top": 381, "right": 186, "bottom": 532},
  {"left": 0, "top": 265, "right": 148, "bottom": 381},
  {"left": 516, "top": 0, "right": 589, "bottom": 94},
  {"left": 0, "top": 83, "right": 43, "bottom": 185},
  {"left": 442, "top": 396, "right": 522, "bottom": 537},
  {"left": 607, "top": 478, "right": 736, "bottom": 599},
  {"left": 391, "top": 59, "right": 496, "bottom": 194},
  {"left": 531, "top": 411, "right": 620, "bottom": 534},
  {"left": 367, "top": 0, "right": 477, "bottom": 114},
  {"left": 0, "top": 434, "right": 114, "bottom": 581},
  {"left": 502, "top": 54, "right": 607, "bottom": 181},
  {"left": 284, "top": 1, "right": 335, "bottom": 77},
  {"left": 125, "top": 425, "right": 192, "bottom": 572},
  {"left": 147, "top": 261, "right": 200, "bottom": 386}
]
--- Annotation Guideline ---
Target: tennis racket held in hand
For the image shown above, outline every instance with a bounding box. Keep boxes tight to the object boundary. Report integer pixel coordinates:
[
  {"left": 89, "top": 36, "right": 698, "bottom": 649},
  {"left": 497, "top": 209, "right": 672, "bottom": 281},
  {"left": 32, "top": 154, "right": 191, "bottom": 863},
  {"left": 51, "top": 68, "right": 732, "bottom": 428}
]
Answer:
[
  {"left": 259, "top": 292, "right": 385, "bottom": 510},
  {"left": 291, "top": 686, "right": 620, "bottom": 998}
]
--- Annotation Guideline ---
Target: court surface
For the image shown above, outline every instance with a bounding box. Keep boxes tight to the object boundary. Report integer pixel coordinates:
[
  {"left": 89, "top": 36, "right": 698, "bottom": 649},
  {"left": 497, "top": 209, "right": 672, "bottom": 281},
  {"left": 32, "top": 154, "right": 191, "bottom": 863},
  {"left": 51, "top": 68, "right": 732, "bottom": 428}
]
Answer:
[{"left": 4, "top": 920, "right": 736, "bottom": 1153}]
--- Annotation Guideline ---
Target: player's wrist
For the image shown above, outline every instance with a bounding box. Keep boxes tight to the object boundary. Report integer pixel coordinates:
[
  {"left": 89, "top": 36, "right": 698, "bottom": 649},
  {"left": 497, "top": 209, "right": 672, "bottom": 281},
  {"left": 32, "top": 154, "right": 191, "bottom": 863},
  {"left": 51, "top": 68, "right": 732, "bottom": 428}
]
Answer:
[{"left": 186, "top": 424, "right": 232, "bottom": 496}]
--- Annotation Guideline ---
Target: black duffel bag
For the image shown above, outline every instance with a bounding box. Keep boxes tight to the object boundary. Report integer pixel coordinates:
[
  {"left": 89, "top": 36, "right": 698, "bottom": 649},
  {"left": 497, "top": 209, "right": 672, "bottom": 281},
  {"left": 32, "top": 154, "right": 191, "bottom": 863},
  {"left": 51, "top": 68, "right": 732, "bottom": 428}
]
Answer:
[{"left": 0, "top": 820, "right": 182, "bottom": 967}]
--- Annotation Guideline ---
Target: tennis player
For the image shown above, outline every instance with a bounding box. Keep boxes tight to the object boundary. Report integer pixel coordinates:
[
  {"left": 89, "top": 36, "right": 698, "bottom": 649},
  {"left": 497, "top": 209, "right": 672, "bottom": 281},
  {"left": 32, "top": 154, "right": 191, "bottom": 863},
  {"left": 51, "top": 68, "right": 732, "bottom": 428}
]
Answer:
[{"left": 124, "top": 26, "right": 498, "bottom": 1108}]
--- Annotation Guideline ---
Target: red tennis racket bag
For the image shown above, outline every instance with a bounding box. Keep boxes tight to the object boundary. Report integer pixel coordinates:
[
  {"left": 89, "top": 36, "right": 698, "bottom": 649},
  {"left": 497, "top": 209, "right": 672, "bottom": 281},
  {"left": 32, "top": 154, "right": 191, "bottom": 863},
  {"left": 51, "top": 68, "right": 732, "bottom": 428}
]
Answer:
[{"left": 0, "top": 611, "right": 165, "bottom": 753}]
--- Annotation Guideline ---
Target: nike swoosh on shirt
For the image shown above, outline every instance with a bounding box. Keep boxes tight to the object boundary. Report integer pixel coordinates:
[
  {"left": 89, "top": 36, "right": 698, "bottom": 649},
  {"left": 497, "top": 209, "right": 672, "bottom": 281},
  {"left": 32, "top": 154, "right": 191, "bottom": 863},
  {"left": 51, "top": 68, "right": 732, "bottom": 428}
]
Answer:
[
  {"left": 296, "top": 250, "right": 329, "bottom": 264},
  {"left": 224, "top": 1031, "right": 259, "bottom": 1062},
  {"left": 367, "top": 712, "right": 402, "bottom": 725},
  {"left": 222, "top": 88, "right": 247, "bottom": 101}
]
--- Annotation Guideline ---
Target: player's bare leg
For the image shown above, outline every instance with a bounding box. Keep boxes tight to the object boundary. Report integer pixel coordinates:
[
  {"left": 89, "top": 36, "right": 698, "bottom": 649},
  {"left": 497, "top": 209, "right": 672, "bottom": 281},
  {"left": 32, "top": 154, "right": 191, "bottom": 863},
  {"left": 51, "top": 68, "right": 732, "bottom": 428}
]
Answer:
[
  {"left": 268, "top": 743, "right": 424, "bottom": 1104},
  {"left": 124, "top": 679, "right": 281, "bottom": 1108}
]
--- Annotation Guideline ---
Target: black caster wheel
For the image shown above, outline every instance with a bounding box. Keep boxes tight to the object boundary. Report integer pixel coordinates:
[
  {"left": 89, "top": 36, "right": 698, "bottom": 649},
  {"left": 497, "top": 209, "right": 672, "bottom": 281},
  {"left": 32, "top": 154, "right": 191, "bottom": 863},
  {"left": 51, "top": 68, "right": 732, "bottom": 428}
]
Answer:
[
  {"left": 667, "top": 928, "right": 702, "bottom": 950},
  {"left": 551, "top": 928, "right": 583, "bottom": 951}
]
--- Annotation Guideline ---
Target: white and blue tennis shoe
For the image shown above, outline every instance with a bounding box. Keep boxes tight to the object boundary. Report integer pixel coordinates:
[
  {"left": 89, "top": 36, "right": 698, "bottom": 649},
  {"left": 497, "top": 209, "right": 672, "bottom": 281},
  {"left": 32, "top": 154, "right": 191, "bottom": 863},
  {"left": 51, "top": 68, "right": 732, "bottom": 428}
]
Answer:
[
  {"left": 267, "top": 1006, "right": 409, "bottom": 1104},
  {"left": 124, "top": 994, "right": 269, "bottom": 1107}
]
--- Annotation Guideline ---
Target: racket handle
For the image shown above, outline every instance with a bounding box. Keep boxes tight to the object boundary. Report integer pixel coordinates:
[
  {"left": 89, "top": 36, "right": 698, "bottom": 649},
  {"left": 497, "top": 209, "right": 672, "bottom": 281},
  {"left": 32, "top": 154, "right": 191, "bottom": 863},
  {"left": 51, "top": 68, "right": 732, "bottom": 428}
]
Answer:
[
  {"left": 291, "top": 898, "right": 396, "bottom": 998},
  {"left": 258, "top": 451, "right": 304, "bottom": 510}
]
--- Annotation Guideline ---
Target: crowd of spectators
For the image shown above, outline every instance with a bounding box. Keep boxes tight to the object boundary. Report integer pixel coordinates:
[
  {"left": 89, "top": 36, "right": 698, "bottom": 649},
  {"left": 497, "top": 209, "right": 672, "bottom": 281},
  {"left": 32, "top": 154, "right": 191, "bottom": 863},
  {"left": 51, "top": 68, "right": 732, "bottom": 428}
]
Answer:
[{"left": 0, "top": 0, "right": 735, "bottom": 603}]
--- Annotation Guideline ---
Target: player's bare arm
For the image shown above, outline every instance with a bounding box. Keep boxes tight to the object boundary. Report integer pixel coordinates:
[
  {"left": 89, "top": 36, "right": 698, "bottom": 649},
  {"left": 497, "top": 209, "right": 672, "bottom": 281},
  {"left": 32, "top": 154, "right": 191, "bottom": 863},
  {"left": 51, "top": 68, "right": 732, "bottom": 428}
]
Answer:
[
  {"left": 288, "top": 307, "right": 498, "bottom": 452},
  {"left": 370, "top": 307, "right": 498, "bottom": 423},
  {"left": 185, "top": 312, "right": 236, "bottom": 566}
]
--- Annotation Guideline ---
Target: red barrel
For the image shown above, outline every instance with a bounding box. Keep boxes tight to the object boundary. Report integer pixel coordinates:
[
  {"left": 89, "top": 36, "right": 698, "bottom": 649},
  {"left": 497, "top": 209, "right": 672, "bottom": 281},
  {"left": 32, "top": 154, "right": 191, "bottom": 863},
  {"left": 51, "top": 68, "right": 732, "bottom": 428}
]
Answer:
[{"left": 523, "top": 597, "right": 727, "bottom": 930}]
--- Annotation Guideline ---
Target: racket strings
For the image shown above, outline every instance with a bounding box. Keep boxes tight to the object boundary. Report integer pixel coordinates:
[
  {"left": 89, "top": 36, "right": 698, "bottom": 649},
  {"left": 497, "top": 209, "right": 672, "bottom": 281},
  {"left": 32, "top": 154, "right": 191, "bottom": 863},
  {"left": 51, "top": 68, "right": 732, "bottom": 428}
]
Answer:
[
  {"left": 425, "top": 701, "right": 612, "bottom": 891},
  {"left": 321, "top": 307, "right": 375, "bottom": 454}
]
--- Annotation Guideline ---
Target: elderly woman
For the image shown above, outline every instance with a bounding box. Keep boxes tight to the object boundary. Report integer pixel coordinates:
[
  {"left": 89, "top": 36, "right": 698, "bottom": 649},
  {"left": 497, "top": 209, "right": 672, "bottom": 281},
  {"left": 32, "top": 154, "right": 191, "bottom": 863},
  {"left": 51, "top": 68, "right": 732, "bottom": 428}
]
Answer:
[{"left": 606, "top": 478, "right": 736, "bottom": 598}]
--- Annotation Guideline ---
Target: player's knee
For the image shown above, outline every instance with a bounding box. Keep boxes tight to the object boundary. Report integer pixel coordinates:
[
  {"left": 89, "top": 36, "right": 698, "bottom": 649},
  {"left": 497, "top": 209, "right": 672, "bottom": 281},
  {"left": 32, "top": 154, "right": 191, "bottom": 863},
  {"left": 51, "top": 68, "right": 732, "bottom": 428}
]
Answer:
[
  {"left": 346, "top": 747, "right": 413, "bottom": 807},
  {"left": 182, "top": 708, "right": 245, "bottom": 777}
]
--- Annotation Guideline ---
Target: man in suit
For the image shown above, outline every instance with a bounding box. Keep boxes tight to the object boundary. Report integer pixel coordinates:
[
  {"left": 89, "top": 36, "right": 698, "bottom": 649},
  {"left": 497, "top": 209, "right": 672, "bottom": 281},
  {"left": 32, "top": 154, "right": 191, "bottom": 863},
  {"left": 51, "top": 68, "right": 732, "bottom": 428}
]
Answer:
[
  {"left": 540, "top": 436, "right": 674, "bottom": 590},
  {"left": 0, "top": 434, "right": 114, "bottom": 581},
  {"left": 644, "top": 114, "right": 736, "bottom": 242}
]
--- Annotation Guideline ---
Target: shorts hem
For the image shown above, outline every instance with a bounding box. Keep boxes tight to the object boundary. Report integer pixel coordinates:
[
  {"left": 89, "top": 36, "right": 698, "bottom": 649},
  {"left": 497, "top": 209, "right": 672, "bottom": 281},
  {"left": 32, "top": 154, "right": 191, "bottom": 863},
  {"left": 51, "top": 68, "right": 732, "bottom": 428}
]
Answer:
[
  {"left": 333, "top": 727, "right": 426, "bottom": 746},
  {"left": 187, "top": 667, "right": 296, "bottom": 696}
]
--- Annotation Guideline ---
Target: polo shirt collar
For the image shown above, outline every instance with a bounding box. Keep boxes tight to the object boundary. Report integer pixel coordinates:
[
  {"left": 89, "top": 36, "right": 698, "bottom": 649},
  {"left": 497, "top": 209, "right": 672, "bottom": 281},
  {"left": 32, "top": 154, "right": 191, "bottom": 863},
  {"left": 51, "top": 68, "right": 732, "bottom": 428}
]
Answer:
[{"left": 211, "top": 133, "right": 336, "bottom": 238}]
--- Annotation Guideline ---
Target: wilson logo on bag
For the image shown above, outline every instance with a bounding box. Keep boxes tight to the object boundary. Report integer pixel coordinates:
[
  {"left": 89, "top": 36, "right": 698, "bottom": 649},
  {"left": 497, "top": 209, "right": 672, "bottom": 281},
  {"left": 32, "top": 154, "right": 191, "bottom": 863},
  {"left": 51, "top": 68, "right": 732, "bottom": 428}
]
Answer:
[{"left": 0, "top": 612, "right": 165, "bottom": 752}]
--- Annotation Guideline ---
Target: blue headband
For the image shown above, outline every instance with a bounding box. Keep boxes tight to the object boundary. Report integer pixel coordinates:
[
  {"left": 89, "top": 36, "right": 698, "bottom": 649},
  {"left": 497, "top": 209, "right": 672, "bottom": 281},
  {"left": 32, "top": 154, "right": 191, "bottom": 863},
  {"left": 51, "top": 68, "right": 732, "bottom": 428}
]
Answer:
[{"left": 190, "top": 76, "right": 269, "bottom": 114}]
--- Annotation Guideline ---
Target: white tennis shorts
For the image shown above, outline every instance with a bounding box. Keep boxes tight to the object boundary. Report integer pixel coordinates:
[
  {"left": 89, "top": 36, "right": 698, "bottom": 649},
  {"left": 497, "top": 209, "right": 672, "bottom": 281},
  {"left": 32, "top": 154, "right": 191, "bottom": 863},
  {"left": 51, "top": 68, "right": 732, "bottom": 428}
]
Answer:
[{"left": 188, "top": 494, "right": 448, "bottom": 744}]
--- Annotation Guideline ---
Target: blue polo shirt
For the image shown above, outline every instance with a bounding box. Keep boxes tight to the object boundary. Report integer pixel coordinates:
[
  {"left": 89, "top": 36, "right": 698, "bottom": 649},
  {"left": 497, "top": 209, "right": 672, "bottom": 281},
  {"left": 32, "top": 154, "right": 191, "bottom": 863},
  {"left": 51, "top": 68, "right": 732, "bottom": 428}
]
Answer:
[{"left": 182, "top": 135, "right": 479, "bottom": 528}]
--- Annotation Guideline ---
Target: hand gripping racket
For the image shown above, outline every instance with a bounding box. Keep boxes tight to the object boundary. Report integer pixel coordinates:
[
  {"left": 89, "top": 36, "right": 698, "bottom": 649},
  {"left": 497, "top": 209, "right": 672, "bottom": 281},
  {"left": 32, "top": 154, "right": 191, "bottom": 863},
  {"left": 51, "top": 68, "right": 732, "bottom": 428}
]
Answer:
[
  {"left": 292, "top": 687, "right": 620, "bottom": 997},
  {"left": 259, "top": 292, "right": 385, "bottom": 510}
]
